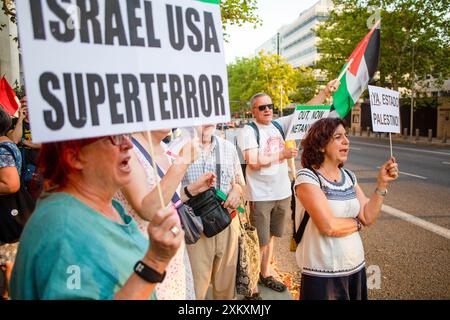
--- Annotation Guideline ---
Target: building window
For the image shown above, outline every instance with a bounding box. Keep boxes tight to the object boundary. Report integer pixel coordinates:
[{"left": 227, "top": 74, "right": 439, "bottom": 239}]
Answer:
[{"left": 283, "top": 13, "right": 329, "bottom": 38}]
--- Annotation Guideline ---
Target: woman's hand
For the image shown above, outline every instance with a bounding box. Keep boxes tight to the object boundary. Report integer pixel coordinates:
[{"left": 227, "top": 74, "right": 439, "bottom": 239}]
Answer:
[
  {"left": 377, "top": 157, "right": 399, "bottom": 189},
  {"left": 144, "top": 207, "right": 183, "bottom": 273},
  {"left": 176, "top": 137, "right": 200, "bottom": 165}
]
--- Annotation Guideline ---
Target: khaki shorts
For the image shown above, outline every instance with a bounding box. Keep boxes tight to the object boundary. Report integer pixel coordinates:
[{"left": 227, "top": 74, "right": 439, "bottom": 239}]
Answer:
[{"left": 249, "top": 197, "right": 291, "bottom": 246}]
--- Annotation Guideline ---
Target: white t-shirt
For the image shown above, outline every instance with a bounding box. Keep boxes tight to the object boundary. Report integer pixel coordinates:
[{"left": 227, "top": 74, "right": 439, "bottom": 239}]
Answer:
[
  {"left": 294, "top": 168, "right": 365, "bottom": 277},
  {"left": 237, "top": 116, "right": 292, "bottom": 201}
]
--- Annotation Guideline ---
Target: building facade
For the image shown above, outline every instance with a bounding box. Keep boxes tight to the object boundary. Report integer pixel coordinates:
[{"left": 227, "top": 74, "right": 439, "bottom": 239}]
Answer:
[{"left": 255, "top": 0, "right": 333, "bottom": 68}]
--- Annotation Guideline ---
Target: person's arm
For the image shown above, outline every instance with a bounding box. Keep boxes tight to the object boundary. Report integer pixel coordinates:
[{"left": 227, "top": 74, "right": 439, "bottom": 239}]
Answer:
[
  {"left": 0, "top": 167, "right": 20, "bottom": 194},
  {"left": 114, "top": 207, "right": 182, "bottom": 300},
  {"left": 295, "top": 183, "right": 359, "bottom": 237},
  {"left": 223, "top": 146, "right": 246, "bottom": 209},
  {"left": 122, "top": 139, "right": 199, "bottom": 221},
  {"left": 243, "top": 147, "right": 297, "bottom": 171},
  {"left": 179, "top": 172, "right": 216, "bottom": 203},
  {"left": 22, "top": 140, "right": 42, "bottom": 149},
  {"left": 7, "top": 116, "right": 25, "bottom": 145},
  {"left": 356, "top": 158, "right": 399, "bottom": 226},
  {"left": 121, "top": 152, "right": 190, "bottom": 221},
  {"left": 305, "top": 79, "right": 340, "bottom": 106}
]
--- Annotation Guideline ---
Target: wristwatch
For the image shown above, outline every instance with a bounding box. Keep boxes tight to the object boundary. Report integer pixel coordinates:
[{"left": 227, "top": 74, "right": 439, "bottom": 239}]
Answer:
[
  {"left": 184, "top": 185, "right": 194, "bottom": 199},
  {"left": 375, "top": 188, "right": 388, "bottom": 197},
  {"left": 134, "top": 260, "right": 166, "bottom": 283}
]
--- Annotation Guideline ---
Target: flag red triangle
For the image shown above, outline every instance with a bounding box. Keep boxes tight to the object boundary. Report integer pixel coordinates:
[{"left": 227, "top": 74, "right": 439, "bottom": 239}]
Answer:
[
  {"left": 347, "top": 22, "right": 380, "bottom": 76},
  {"left": 0, "top": 77, "right": 20, "bottom": 116}
]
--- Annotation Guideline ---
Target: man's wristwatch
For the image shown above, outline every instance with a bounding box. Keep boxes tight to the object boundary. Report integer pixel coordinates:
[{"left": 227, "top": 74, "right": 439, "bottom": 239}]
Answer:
[
  {"left": 375, "top": 188, "right": 388, "bottom": 197},
  {"left": 134, "top": 260, "right": 166, "bottom": 283}
]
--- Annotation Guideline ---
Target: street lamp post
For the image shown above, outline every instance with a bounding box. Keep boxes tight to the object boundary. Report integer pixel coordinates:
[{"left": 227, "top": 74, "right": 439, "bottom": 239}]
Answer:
[{"left": 410, "top": 42, "right": 415, "bottom": 140}]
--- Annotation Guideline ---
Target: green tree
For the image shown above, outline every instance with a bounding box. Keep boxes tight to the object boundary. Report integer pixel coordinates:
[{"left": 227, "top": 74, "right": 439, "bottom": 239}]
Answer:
[
  {"left": 0, "top": 0, "right": 16, "bottom": 41},
  {"left": 221, "top": 0, "right": 261, "bottom": 27},
  {"left": 227, "top": 52, "right": 319, "bottom": 115},
  {"left": 316, "top": 0, "right": 450, "bottom": 93}
]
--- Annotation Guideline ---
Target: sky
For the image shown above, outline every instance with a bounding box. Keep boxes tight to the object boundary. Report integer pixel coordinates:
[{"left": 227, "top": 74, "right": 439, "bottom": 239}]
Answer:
[{"left": 223, "top": 0, "right": 320, "bottom": 64}]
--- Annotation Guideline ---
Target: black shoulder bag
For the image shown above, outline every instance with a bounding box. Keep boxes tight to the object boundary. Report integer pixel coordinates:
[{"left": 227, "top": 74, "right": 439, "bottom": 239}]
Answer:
[
  {"left": 132, "top": 138, "right": 203, "bottom": 244},
  {"left": 186, "top": 137, "right": 232, "bottom": 238},
  {"left": 0, "top": 144, "right": 36, "bottom": 243}
]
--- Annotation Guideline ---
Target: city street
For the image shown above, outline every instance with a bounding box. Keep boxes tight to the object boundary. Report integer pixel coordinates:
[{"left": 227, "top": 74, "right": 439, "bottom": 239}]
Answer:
[
  {"left": 226, "top": 129, "right": 450, "bottom": 299},
  {"left": 345, "top": 136, "right": 450, "bottom": 299}
]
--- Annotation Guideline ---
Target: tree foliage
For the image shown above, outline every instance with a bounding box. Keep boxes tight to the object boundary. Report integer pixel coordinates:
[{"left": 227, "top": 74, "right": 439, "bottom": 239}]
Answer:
[
  {"left": 316, "top": 0, "right": 450, "bottom": 94},
  {"left": 0, "top": 0, "right": 16, "bottom": 32},
  {"left": 227, "top": 52, "right": 319, "bottom": 115},
  {"left": 221, "top": 0, "right": 261, "bottom": 27}
]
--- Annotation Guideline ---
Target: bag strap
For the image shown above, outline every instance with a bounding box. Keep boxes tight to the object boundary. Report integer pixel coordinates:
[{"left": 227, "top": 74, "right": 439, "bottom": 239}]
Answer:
[
  {"left": 213, "top": 136, "right": 221, "bottom": 190},
  {"left": 271, "top": 120, "right": 285, "bottom": 140},
  {"left": 131, "top": 137, "right": 182, "bottom": 205},
  {"left": 237, "top": 201, "right": 252, "bottom": 230},
  {"left": 247, "top": 122, "right": 260, "bottom": 146},
  {"left": 247, "top": 121, "right": 285, "bottom": 147},
  {"left": 294, "top": 167, "right": 322, "bottom": 244},
  {"left": 343, "top": 168, "right": 355, "bottom": 186}
]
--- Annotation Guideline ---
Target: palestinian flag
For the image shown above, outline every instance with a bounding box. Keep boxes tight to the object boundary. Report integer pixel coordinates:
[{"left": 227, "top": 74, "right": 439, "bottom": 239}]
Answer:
[
  {"left": 0, "top": 76, "right": 20, "bottom": 116},
  {"left": 332, "top": 20, "right": 381, "bottom": 118}
]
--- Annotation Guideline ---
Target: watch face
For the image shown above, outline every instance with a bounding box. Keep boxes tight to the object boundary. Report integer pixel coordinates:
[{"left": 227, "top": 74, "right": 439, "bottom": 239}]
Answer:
[
  {"left": 134, "top": 261, "right": 166, "bottom": 283},
  {"left": 136, "top": 262, "right": 145, "bottom": 273}
]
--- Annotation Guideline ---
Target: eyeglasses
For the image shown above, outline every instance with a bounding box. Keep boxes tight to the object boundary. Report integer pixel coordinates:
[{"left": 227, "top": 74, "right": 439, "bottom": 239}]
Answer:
[
  {"left": 108, "top": 134, "right": 132, "bottom": 146},
  {"left": 255, "top": 104, "right": 274, "bottom": 111}
]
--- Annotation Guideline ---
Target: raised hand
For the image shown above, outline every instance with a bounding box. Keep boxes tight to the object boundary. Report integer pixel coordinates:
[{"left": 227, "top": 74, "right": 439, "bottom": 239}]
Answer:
[
  {"left": 177, "top": 137, "right": 200, "bottom": 165},
  {"left": 145, "top": 207, "right": 183, "bottom": 266},
  {"left": 377, "top": 157, "right": 399, "bottom": 188},
  {"left": 283, "top": 147, "right": 298, "bottom": 160},
  {"left": 324, "top": 79, "right": 341, "bottom": 97}
]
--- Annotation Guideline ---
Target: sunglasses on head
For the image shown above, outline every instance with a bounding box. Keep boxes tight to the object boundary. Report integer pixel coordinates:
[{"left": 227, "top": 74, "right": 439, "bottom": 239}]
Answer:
[{"left": 255, "top": 104, "right": 274, "bottom": 111}]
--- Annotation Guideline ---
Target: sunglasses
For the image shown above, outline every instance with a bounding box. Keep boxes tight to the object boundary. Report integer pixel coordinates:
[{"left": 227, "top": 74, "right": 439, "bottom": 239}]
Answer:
[{"left": 255, "top": 104, "right": 274, "bottom": 111}]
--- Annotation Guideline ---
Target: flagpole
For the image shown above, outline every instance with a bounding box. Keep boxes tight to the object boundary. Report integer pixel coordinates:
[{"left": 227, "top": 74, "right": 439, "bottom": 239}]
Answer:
[{"left": 389, "top": 132, "right": 393, "bottom": 159}]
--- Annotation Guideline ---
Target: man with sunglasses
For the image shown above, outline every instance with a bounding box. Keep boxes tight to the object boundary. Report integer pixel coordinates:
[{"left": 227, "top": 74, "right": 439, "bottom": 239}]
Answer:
[{"left": 237, "top": 79, "right": 340, "bottom": 296}]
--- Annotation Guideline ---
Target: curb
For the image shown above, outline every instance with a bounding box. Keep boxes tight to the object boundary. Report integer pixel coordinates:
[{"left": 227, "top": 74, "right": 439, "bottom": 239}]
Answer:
[{"left": 349, "top": 133, "right": 450, "bottom": 149}]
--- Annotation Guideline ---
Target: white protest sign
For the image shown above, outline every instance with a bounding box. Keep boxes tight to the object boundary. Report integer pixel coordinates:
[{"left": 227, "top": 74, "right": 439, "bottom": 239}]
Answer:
[
  {"left": 368, "top": 85, "right": 401, "bottom": 133},
  {"left": 16, "top": 0, "right": 229, "bottom": 143},
  {"left": 285, "top": 105, "right": 331, "bottom": 140}
]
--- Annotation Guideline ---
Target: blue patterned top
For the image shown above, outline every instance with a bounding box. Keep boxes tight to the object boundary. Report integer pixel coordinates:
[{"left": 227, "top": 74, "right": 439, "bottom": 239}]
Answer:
[
  {"left": 294, "top": 167, "right": 365, "bottom": 277},
  {"left": 0, "top": 141, "right": 22, "bottom": 175}
]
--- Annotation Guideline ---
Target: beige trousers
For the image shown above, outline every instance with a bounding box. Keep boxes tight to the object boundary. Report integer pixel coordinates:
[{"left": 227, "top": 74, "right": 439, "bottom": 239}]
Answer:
[{"left": 186, "top": 217, "right": 240, "bottom": 300}]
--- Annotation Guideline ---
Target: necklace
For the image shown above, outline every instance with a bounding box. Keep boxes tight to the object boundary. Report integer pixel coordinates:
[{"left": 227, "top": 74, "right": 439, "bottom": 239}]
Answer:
[{"left": 320, "top": 166, "right": 340, "bottom": 183}]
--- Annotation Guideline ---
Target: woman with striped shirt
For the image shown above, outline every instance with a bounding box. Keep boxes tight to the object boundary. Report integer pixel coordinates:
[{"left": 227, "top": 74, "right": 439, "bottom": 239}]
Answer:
[{"left": 294, "top": 117, "right": 399, "bottom": 300}]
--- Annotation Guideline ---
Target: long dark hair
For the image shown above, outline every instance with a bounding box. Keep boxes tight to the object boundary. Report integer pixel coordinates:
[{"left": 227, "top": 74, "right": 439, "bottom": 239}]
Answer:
[{"left": 301, "top": 117, "right": 346, "bottom": 169}]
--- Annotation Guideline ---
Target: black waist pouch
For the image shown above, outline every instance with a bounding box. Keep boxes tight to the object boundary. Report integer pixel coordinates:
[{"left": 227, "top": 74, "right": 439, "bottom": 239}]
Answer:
[{"left": 187, "top": 187, "right": 231, "bottom": 238}]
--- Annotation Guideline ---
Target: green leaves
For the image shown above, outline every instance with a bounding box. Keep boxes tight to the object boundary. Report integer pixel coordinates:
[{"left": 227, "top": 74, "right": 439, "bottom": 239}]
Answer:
[
  {"left": 316, "top": 0, "right": 449, "bottom": 95},
  {"left": 227, "top": 52, "right": 319, "bottom": 115}
]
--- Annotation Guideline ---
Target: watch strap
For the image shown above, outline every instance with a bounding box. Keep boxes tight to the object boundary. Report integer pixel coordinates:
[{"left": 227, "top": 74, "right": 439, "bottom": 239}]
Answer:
[
  {"left": 134, "top": 260, "right": 166, "bottom": 283},
  {"left": 184, "top": 185, "right": 194, "bottom": 199}
]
